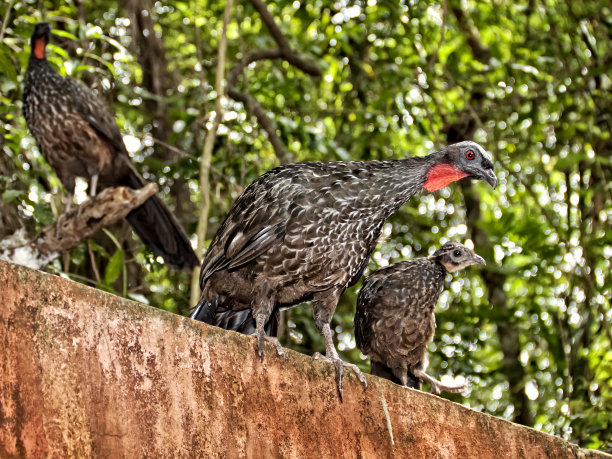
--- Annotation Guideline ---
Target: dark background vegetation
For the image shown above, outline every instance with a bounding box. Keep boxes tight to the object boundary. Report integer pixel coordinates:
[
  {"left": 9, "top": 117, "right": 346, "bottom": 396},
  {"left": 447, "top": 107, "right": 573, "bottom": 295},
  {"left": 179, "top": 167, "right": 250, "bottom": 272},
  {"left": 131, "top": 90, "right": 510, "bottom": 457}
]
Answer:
[{"left": 1, "top": 0, "right": 610, "bottom": 450}]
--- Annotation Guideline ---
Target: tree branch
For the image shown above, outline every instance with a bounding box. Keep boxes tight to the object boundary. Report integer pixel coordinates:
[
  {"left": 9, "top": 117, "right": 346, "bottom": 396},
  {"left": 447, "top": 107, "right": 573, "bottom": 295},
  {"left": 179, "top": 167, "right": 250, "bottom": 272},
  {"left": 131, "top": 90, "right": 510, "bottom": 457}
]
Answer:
[
  {"left": 0, "top": 184, "right": 157, "bottom": 270},
  {"left": 225, "top": 0, "right": 322, "bottom": 164},
  {"left": 450, "top": 3, "right": 491, "bottom": 63},
  {"left": 190, "top": 0, "right": 234, "bottom": 306},
  {"left": 423, "top": 0, "right": 447, "bottom": 73}
]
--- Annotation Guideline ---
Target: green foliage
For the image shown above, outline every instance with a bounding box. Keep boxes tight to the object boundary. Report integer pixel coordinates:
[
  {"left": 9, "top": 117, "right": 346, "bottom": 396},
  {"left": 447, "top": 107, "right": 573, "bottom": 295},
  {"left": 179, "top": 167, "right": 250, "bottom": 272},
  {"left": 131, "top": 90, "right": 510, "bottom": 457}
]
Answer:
[{"left": 1, "top": 0, "right": 610, "bottom": 449}]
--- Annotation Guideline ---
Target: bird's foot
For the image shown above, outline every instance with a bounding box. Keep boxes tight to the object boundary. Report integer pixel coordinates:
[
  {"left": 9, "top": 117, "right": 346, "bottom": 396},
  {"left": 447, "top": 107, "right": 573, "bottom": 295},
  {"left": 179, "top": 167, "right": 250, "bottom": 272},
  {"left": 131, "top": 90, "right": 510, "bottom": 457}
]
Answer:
[
  {"left": 429, "top": 381, "right": 468, "bottom": 395},
  {"left": 54, "top": 195, "right": 75, "bottom": 238},
  {"left": 311, "top": 352, "right": 368, "bottom": 401},
  {"left": 54, "top": 212, "right": 70, "bottom": 238},
  {"left": 254, "top": 332, "right": 286, "bottom": 362}
]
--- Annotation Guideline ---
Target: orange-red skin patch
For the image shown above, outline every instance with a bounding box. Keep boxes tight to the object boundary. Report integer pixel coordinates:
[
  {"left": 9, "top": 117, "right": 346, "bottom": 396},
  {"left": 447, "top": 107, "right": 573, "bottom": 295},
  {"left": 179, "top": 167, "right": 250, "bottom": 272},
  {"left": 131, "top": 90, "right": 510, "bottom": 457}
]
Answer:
[
  {"left": 34, "top": 38, "right": 46, "bottom": 59},
  {"left": 423, "top": 163, "right": 469, "bottom": 192}
]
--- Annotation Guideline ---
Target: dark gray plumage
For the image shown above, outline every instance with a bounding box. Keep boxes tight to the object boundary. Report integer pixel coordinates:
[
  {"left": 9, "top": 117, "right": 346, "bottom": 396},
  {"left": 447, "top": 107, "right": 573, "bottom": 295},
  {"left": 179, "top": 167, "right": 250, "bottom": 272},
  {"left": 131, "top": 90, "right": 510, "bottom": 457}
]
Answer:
[
  {"left": 354, "top": 241, "right": 485, "bottom": 394},
  {"left": 23, "top": 22, "right": 198, "bottom": 270},
  {"left": 191, "top": 142, "right": 496, "bottom": 398}
]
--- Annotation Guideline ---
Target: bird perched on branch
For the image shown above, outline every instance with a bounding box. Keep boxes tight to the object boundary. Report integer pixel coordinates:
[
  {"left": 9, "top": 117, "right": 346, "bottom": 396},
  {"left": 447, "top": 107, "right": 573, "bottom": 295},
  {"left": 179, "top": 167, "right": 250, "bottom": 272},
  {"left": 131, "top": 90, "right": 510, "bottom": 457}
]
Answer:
[
  {"left": 354, "top": 241, "right": 485, "bottom": 394},
  {"left": 23, "top": 22, "right": 198, "bottom": 271},
  {"left": 191, "top": 141, "right": 496, "bottom": 399}
]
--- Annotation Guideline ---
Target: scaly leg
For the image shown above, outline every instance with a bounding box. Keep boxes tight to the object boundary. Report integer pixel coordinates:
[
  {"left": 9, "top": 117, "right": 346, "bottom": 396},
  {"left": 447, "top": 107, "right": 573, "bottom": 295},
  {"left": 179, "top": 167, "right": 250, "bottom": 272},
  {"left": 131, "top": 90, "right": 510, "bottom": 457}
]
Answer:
[
  {"left": 250, "top": 285, "right": 285, "bottom": 362},
  {"left": 89, "top": 174, "right": 98, "bottom": 197},
  {"left": 252, "top": 313, "right": 285, "bottom": 362},
  {"left": 412, "top": 369, "right": 467, "bottom": 395},
  {"left": 55, "top": 192, "right": 74, "bottom": 237},
  {"left": 312, "top": 322, "right": 368, "bottom": 401}
]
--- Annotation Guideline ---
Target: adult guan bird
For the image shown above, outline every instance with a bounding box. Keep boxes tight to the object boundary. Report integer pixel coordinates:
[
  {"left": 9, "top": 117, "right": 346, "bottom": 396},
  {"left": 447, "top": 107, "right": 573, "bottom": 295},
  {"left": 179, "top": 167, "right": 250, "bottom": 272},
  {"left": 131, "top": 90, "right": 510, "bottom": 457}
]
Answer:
[
  {"left": 354, "top": 241, "right": 485, "bottom": 393},
  {"left": 23, "top": 22, "right": 198, "bottom": 271},
  {"left": 191, "top": 141, "right": 496, "bottom": 398}
]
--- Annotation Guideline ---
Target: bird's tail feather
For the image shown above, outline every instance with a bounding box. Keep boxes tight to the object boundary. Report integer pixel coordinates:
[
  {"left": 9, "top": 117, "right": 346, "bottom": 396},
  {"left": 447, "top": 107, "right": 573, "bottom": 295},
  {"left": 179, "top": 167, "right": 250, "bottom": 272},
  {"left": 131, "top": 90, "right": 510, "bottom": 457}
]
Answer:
[
  {"left": 191, "top": 301, "right": 279, "bottom": 336},
  {"left": 370, "top": 361, "right": 421, "bottom": 389},
  {"left": 123, "top": 165, "right": 199, "bottom": 271}
]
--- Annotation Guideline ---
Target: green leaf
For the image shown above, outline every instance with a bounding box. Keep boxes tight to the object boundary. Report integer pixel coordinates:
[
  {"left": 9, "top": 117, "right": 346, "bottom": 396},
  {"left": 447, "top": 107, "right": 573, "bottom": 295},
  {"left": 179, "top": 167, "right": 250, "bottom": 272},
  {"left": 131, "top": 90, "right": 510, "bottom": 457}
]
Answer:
[
  {"left": 2, "top": 189, "right": 23, "bottom": 203},
  {"left": 33, "top": 202, "right": 55, "bottom": 226},
  {"left": 104, "top": 250, "right": 124, "bottom": 285}
]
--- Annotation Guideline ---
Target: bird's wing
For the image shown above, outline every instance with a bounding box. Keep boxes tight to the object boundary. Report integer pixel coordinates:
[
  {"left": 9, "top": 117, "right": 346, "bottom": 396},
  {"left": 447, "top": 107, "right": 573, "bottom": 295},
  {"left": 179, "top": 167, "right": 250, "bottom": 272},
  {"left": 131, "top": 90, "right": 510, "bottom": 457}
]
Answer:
[
  {"left": 67, "top": 78, "right": 128, "bottom": 155},
  {"left": 226, "top": 224, "right": 285, "bottom": 270},
  {"left": 363, "top": 262, "right": 436, "bottom": 352},
  {"left": 199, "top": 169, "right": 296, "bottom": 284}
]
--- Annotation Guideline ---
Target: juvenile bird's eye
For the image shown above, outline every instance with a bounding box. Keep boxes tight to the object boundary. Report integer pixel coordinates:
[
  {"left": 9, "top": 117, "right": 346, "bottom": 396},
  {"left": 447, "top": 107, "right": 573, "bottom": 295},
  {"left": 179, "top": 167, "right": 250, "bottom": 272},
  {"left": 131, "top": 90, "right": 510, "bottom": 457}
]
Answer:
[
  {"left": 453, "top": 250, "right": 461, "bottom": 257},
  {"left": 465, "top": 150, "right": 475, "bottom": 160}
]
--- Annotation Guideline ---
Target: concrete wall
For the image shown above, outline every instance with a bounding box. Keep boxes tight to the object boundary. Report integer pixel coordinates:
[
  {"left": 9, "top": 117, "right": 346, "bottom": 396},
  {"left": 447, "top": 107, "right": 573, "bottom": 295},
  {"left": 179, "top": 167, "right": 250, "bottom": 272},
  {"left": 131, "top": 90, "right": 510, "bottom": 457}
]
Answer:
[{"left": 0, "top": 260, "right": 607, "bottom": 458}]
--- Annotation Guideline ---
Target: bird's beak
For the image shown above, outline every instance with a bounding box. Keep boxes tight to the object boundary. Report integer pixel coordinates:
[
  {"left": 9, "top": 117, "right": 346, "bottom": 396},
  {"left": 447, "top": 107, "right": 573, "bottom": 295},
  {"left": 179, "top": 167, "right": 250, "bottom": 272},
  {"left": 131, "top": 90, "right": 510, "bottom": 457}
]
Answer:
[
  {"left": 472, "top": 254, "right": 487, "bottom": 266},
  {"left": 484, "top": 169, "right": 498, "bottom": 189}
]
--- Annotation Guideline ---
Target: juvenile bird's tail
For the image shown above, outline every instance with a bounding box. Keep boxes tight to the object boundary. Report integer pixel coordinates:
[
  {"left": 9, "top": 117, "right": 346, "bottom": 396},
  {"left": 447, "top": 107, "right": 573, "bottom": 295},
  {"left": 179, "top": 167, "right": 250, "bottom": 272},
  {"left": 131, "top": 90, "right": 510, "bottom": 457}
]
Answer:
[
  {"left": 370, "top": 361, "right": 421, "bottom": 389},
  {"left": 122, "top": 165, "right": 199, "bottom": 271}
]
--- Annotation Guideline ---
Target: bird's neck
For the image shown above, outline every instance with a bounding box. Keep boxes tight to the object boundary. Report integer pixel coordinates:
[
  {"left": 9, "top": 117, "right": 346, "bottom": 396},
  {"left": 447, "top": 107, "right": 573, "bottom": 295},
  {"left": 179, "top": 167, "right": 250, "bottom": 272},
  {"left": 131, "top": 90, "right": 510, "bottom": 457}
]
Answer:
[
  {"left": 25, "top": 54, "right": 57, "bottom": 84},
  {"left": 377, "top": 151, "right": 450, "bottom": 211},
  {"left": 431, "top": 257, "right": 449, "bottom": 274},
  {"left": 34, "top": 41, "right": 46, "bottom": 60}
]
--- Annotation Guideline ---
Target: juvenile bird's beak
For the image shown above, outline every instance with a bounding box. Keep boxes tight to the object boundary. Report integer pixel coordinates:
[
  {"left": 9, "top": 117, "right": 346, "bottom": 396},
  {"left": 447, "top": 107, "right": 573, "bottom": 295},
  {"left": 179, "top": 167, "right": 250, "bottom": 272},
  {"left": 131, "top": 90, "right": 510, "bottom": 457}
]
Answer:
[{"left": 472, "top": 253, "right": 486, "bottom": 266}]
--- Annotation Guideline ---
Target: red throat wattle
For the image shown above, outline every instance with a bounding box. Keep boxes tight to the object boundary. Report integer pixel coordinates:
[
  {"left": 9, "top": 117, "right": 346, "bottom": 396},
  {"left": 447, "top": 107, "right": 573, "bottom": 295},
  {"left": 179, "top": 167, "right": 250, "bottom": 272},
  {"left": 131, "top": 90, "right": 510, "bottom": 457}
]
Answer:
[
  {"left": 423, "top": 163, "right": 469, "bottom": 192},
  {"left": 34, "top": 38, "right": 46, "bottom": 59}
]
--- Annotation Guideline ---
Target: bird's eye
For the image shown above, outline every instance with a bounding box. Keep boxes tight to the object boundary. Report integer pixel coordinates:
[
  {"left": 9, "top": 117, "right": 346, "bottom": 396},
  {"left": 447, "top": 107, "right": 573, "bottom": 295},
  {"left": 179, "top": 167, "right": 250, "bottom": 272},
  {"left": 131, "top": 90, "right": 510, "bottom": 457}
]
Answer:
[
  {"left": 453, "top": 250, "right": 461, "bottom": 257},
  {"left": 465, "top": 150, "right": 475, "bottom": 160}
]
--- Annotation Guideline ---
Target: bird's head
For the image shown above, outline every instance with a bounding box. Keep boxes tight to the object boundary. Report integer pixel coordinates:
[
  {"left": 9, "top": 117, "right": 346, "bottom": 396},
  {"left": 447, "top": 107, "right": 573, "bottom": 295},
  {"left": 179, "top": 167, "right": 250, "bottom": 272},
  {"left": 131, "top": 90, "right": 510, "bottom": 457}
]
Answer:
[
  {"left": 424, "top": 141, "right": 497, "bottom": 192},
  {"left": 30, "top": 22, "right": 51, "bottom": 60},
  {"left": 432, "top": 241, "right": 486, "bottom": 273}
]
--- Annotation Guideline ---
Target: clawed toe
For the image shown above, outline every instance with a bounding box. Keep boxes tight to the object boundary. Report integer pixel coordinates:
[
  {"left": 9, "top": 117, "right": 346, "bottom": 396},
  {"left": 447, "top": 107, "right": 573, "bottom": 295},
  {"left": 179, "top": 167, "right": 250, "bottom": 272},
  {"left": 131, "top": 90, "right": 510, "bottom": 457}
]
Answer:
[
  {"left": 54, "top": 213, "right": 67, "bottom": 238},
  {"left": 430, "top": 383, "right": 467, "bottom": 395},
  {"left": 311, "top": 353, "right": 368, "bottom": 401},
  {"left": 310, "top": 352, "right": 324, "bottom": 362},
  {"left": 255, "top": 334, "right": 286, "bottom": 362}
]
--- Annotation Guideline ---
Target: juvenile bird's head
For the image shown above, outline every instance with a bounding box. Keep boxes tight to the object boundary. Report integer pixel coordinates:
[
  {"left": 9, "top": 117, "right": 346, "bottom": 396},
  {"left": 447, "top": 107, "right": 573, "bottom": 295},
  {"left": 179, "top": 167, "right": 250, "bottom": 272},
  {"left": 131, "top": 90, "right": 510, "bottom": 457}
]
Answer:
[
  {"left": 424, "top": 141, "right": 497, "bottom": 192},
  {"left": 30, "top": 22, "right": 51, "bottom": 60},
  {"left": 432, "top": 241, "right": 486, "bottom": 273}
]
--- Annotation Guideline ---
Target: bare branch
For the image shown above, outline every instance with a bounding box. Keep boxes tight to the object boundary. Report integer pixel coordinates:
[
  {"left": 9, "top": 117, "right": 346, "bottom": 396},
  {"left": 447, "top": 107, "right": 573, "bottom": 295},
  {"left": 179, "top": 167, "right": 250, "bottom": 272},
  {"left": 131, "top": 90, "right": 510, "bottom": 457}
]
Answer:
[
  {"left": 415, "top": 68, "right": 441, "bottom": 149},
  {"left": 0, "top": 0, "right": 14, "bottom": 42},
  {"left": 190, "top": 0, "right": 234, "bottom": 306},
  {"left": 0, "top": 184, "right": 157, "bottom": 270},
  {"left": 248, "top": 0, "right": 291, "bottom": 53},
  {"left": 450, "top": 4, "right": 491, "bottom": 63},
  {"left": 423, "top": 0, "right": 447, "bottom": 73},
  {"left": 228, "top": 86, "right": 293, "bottom": 165},
  {"left": 150, "top": 137, "right": 194, "bottom": 159},
  {"left": 225, "top": 0, "right": 322, "bottom": 164}
]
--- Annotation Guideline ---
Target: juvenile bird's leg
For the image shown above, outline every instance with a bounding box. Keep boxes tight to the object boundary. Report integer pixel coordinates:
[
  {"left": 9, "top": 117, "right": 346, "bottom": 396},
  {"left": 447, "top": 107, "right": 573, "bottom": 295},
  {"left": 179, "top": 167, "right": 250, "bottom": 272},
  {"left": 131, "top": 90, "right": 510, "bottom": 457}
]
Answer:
[
  {"left": 55, "top": 191, "right": 74, "bottom": 237},
  {"left": 311, "top": 293, "right": 368, "bottom": 400},
  {"left": 412, "top": 369, "right": 467, "bottom": 395},
  {"left": 391, "top": 367, "right": 422, "bottom": 390},
  {"left": 251, "top": 285, "right": 285, "bottom": 361}
]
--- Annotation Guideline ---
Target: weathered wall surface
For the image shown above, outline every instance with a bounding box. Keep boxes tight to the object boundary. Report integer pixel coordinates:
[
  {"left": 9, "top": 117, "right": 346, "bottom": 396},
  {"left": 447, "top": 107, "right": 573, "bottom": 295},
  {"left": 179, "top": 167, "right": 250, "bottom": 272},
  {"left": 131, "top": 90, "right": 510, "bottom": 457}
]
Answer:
[{"left": 0, "top": 260, "right": 607, "bottom": 458}]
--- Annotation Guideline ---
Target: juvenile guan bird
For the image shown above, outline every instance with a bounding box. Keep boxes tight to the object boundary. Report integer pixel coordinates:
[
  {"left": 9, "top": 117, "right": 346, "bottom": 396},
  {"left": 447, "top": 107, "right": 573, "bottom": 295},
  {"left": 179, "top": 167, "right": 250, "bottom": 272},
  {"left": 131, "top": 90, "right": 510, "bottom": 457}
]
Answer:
[
  {"left": 23, "top": 22, "right": 198, "bottom": 270},
  {"left": 191, "top": 141, "right": 496, "bottom": 398},
  {"left": 354, "top": 241, "right": 486, "bottom": 394}
]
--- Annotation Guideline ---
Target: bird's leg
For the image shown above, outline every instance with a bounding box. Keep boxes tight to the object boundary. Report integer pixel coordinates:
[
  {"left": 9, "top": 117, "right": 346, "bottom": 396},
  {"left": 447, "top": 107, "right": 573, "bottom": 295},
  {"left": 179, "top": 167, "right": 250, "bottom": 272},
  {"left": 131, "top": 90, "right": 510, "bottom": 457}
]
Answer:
[
  {"left": 393, "top": 368, "right": 409, "bottom": 387},
  {"left": 250, "top": 286, "right": 285, "bottom": 362},
  {"left": 55, "top": 192, "right": 74, "bottom": 237},
  {"left": 89, "top": 174, "right": 98, "bottom": 197},
  {"left": 412, "top": 369, "right": 467, "bottom": 395},
  {"left": 312, "top": 322, "right": 368, "bottom": 401},
  {"left": 391, "top": 367, "right": 422, "bottom": 390},
  {"left": 71, "top": 174, "right": 98, "bottom": 222},
  {"left": 252, "top": 313, "right": 285, "bottom": 362}
]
